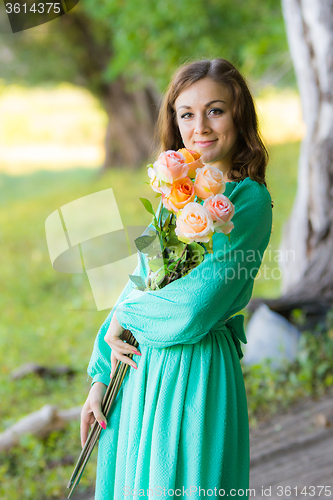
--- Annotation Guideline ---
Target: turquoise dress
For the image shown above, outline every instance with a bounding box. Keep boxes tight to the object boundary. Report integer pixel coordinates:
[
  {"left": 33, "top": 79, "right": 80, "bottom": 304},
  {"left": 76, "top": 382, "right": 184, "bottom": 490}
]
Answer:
[{"left": 87, "top": 177, "right": 273, "bottom": 500}]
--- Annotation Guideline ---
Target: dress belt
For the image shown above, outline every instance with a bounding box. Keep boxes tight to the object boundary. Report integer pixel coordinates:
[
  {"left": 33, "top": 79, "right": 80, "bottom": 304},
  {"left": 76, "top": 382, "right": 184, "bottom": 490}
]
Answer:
[{"left": 211, "top": 314, "right": 247, "bottom": 360}]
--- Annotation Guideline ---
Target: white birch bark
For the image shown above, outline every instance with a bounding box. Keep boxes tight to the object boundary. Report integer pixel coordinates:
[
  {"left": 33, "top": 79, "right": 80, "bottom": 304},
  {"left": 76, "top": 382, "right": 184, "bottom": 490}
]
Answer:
[{"left": 279, "top": 0, "right": 333, "bottom": 298}]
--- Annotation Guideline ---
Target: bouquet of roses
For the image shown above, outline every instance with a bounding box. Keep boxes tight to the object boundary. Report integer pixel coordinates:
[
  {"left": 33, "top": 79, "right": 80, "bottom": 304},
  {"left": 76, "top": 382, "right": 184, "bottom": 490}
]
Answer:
[
  {"left": 67, "top": 148, "right": 235, "bottom": 498},
  {"left": 134, "top": 148, "right": 235, "bottom": 291}
]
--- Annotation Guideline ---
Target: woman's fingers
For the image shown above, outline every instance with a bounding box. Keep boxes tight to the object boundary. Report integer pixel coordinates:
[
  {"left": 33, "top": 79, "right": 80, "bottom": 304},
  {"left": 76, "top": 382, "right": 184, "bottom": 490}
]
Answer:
[
  {"left": 80, "top": 406, "right": 95, "bottom": 448},
  {"left": 80, "top": 383, "right": 109, "bottom": 448},
  {"left": 89, "top": 382, "right": 108, "bottom": 428},
  {"left": 111, "top": 349, "right": 137, "bottom": 376},
  {"left": 90, "top": 398, "right": 108, "bottom": 429},
  {"left": 104, "top": 334, "right": 139, "bottom": 356},
  {"left": 110, "top": 351, "right": 118, "bottom": 379},
  {"left": 105, "top": 335, "right": 141, "bottom": 379},
  {"left": 80, "top": 415, "right": 89, "bottom": 448}
]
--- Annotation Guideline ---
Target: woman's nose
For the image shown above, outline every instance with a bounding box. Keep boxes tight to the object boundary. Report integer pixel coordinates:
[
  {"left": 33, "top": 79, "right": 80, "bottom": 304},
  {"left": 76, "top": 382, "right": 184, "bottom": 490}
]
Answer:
[{"left": 194, "top": 114, "right": 211, "bottom": 135}]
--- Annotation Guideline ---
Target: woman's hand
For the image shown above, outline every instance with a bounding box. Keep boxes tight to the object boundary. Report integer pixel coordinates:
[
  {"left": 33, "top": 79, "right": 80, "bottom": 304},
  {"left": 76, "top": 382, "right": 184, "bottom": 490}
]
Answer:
[
  {"left": 104, "top": 312, "right": 141, "bottom": 379},
  {"left": 80, "top": 381, "right": 108, "bottom": 448}
]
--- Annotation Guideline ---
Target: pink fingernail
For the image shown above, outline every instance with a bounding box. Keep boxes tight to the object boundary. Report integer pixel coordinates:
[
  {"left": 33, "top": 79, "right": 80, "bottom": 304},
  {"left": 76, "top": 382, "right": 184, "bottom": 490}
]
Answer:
[
  {"left": 100, "top": 421, "right": 106, "bottom": 430},
  {"left": 134, "top": 350, "right": 142, "bottom": 356},
  {"left": 133, "top": 365, "right": 137, "bottom": 369}
]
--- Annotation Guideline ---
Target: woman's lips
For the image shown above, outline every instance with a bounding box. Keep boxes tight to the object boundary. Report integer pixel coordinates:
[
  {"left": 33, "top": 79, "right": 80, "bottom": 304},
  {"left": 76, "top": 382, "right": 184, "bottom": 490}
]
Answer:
[{"left": 195, "top": 140, "right": 217, "bottom": 148}]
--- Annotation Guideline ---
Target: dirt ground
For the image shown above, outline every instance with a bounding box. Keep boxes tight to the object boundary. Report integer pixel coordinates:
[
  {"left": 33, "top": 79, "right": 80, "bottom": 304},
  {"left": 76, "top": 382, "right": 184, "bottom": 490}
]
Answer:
[
  {"left": 66, "top": 393, "right": 333, "bottom": 500},
  {"left": 249, "top": 392, "right": 333, "bottom": 499}
]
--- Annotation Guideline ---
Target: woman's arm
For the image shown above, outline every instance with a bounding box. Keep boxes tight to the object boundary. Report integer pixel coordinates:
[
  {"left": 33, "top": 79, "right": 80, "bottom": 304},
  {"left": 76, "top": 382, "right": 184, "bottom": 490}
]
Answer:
[
  {"left": 86, "top": 200, "right": 164, "bottom": 386},
  {"left": 115, "top": 178, "right": 273, "bottom": 349},
  {"left": 86, "top": 245, "right": 149, "bottom": 386}
]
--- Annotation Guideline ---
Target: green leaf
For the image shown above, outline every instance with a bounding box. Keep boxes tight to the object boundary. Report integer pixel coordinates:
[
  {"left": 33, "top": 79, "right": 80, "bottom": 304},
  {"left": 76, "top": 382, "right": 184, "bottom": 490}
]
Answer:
[
  {"left": 134, "top": 234, "right": 158, "bottom": 252},
  {"left": 155, "top": 192, "right": 162, "bottom": 198},
  {"left": 148, "top": 258, "right": 165, "bottom": 272},
  {"left": 203, "top": 238, "right": 214, "bottom": 254},
  {"left": 187, "top": 242, "right": 205, "bottom": 265},
  {"left": 163, "top": 213, "right": 171, "bottom": 230},
  {"left": 154, "top": 269, "right": 167, "bottom": 287},
  {"left": 166, "top": 238, "right": 186, "bottom": 259},
  {"left": 128, "top": 274, "right": 146, "bottom": 290},
  {"left": 188, "top": 241, "right": 205, "bottom": 257},
  {"left": 166, "top": 260, "right": 178, "bottom": 271},
  {"left": 139, "top": 197, "right": 155, "bottom": 216}
]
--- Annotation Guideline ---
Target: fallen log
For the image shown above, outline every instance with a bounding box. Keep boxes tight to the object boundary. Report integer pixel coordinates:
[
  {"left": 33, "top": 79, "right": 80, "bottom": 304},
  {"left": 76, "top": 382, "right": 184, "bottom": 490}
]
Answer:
[
  {"left": 0, "top": 404, "right": 82, "bottom": 451},
  {"left": 248, "top": 296, "right": 333, "bottom": 331},
  {"left": 10, "top": 363, "right": 76, "bottom": 380}
]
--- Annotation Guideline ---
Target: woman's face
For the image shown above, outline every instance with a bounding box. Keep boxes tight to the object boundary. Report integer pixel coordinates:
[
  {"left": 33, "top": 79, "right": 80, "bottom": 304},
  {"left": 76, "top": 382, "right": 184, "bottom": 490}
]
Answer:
[{"left": 174, "top": 77, "right": 240, "bottom": 179}]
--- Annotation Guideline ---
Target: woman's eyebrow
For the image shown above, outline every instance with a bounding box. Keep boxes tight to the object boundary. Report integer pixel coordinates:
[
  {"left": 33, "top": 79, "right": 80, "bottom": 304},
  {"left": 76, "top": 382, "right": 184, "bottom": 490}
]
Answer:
[{"left": 177, "top": 100, "right": 226, "bottom": 111}]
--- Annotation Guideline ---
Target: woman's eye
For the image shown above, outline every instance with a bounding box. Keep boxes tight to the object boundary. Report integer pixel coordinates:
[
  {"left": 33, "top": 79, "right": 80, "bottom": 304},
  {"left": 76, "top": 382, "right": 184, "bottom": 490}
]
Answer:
[
  {"left": 209, "top": 108, "right": 223, "bottom": 115},
  {"left": 180, "top": 112, "right": 192, "bottom": 119},
  {"left": 181, "top": 108, "right": 223, "bottom": 119}
]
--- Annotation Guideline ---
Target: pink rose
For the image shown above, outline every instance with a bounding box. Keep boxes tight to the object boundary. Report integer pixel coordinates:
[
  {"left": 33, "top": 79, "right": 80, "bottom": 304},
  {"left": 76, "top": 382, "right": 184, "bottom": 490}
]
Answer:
[
  {"left": 153, "top": 150, "right": 189, "bottom": 184},
  {"left": 203, "top": 194, "right": 235, "bottom": 235},
  {"left": 175, "top": 202, "right": 214, "bottom": 244},
  {"left": 194, "top": 164, "right": 225, "bottom": 200}
]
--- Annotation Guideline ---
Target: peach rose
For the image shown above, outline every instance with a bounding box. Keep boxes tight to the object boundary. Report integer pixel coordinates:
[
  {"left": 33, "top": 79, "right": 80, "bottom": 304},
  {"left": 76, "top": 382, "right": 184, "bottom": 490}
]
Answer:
[
  {"left": 203, "top": 194, "right": 235, "bottom": 235},
  {"left": 175, "top": 202, "right": 214, "bottom": 244},
  {"left": 153, "top": 150, "right": 189, "bottom": 184},
  {"left": 177, "top": 148, "right": 204, "bottom": 179},
  {"left": 162, "top": 177, "right": 195, "bottom": 213},
  {"left": 147, "top": 165, "right": 172, "bottom": 196},
  {"left": 194, "top": 164, "right": 225, "bottom": 200}
]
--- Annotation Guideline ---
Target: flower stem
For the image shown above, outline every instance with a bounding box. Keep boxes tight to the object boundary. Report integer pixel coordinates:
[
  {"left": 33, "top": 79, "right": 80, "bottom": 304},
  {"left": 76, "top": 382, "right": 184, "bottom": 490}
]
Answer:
[
  {"left": 166, "top": 244, "right": 188, "bottom": 285},
  {"left": 158, "top": 200, "right": 164, "bottom": 232}
]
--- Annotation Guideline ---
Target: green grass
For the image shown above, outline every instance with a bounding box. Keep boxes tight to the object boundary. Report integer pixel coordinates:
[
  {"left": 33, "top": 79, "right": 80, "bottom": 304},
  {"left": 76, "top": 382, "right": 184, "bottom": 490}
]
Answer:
[
  {"left": 251, "top": 141, "right": 300, "bottom": 298},
  {"left": 0, "top": 143, "right": 309, "bottom": 498}
]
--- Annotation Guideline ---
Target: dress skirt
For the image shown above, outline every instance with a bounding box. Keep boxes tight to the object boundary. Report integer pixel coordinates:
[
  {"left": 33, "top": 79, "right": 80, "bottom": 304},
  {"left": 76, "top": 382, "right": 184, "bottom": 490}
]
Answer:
[{"left": 94, "top": 322, "right": 250, "bottom": 500}]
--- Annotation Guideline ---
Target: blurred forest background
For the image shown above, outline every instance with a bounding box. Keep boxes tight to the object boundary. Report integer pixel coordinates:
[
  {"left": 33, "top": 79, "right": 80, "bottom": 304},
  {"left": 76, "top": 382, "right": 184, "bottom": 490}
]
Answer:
[{"left": 0, "top": 0, "right": 332, "bottom": 498}]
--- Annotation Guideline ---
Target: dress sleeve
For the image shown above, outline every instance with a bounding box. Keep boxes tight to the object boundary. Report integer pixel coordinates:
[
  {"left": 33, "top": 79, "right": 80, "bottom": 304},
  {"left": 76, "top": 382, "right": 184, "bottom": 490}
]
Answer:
[
  {"left": 115, "top": 178, "right": 273, "bottom": 349},
  {"left": 86, "top": 255, "right": 142, "bottom": 387},
  {"left": 87, "top": 202, "right": 165, "bottom": 386}
]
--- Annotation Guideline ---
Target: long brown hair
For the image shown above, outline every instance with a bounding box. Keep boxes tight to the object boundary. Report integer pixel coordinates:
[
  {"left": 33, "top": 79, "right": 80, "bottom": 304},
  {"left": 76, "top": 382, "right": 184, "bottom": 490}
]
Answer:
[{"left": 152, "top": 57, "right": 273, "bottom": 207}]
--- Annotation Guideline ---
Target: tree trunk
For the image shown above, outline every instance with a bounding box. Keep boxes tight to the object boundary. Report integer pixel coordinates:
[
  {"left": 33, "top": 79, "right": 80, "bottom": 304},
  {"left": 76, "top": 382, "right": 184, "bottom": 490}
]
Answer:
[
  {"left": 99, "top": 76, "right": 161, "bottom": 170},
  {"left": 256, "top": 0, "right": 333, "bottom": 320},
  {"left": 58, "top": 11, "right": 161, "bottom": 170}
]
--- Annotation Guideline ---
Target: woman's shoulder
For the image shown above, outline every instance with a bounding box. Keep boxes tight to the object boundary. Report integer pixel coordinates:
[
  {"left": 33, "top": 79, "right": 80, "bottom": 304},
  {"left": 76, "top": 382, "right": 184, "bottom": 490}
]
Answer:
[{"left": 230, "top": 176, "right": 272, "bottom": 210}]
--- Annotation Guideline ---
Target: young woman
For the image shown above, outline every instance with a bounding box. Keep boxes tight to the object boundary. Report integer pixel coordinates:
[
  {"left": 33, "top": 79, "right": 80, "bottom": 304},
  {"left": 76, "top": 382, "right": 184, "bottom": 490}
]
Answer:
[{"left": 81, "top": 58, "right": 273, "bottom": 500}]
